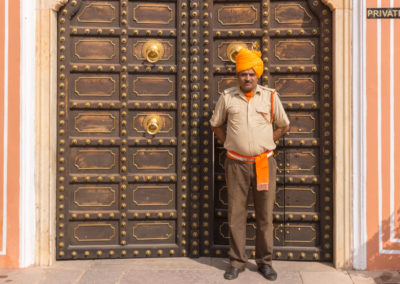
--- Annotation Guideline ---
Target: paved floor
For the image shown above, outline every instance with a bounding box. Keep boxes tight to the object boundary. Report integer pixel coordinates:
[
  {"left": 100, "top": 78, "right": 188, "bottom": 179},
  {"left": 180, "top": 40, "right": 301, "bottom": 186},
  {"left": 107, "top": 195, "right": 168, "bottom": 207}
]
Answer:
[{"left": 0, "top": 258, "right": 399, "bottom": 284}]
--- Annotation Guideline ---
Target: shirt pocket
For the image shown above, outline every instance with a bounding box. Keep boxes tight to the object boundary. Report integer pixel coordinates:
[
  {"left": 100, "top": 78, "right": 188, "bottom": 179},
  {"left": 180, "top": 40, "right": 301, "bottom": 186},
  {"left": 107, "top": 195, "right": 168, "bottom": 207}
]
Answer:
[
  {"left": 255, "top": 105, "right": 271, "bottom": 124},
  {"left": 227, "top": 106, "right": 241, "bottom": 125}
]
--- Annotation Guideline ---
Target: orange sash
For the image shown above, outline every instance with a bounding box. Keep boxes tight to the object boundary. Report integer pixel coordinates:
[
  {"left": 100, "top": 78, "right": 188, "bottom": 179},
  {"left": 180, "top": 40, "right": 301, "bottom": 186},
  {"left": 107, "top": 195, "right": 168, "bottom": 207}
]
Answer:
[{"left": 226, "top": 151, "right": 273, "bottom": 191}]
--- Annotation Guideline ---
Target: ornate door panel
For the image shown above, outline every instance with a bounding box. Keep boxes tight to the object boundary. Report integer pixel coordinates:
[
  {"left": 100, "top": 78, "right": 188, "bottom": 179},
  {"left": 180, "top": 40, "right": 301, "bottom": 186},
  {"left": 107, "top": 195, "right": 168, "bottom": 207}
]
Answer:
[
  {"left": 57, "top": 0, "right": 190, "bottom": 259},
  {"left": 272, "top": 0, "right": 333, "bottom": 262},
  {"left": 57, "top": 0, "right": 333, "bottom": 262},
  {"left": 199, "top": 0, "right": 333, "bottom": 262}
]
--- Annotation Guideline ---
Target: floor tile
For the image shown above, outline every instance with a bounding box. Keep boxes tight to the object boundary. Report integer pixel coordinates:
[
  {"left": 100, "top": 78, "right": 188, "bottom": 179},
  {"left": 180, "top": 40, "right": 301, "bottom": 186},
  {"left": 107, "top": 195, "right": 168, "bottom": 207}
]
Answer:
[
  {"left": 77, "top": 269, "right": 124, "bottom": 284},
  {"left": 300, "top": 271, "right": 353, "bottom": 284},
  {"left": 0, "top": 268, "right": 45, "bottom": 284},
  {"left": 349, "top": 270, "right": 400, "bottom": 284},
  {"left": 39, "top": 269, "right": 83, "bottom": 284}
]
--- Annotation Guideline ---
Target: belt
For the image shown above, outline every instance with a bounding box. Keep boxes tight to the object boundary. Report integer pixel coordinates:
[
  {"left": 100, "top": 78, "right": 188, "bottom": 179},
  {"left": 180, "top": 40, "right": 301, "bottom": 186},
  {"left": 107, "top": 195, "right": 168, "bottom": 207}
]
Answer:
[
  {"left": 226, "top": 150, "right": 274, "bottom": 191},
  {"left": 226, "top": 150, "right": 273, "bottom": 163}
]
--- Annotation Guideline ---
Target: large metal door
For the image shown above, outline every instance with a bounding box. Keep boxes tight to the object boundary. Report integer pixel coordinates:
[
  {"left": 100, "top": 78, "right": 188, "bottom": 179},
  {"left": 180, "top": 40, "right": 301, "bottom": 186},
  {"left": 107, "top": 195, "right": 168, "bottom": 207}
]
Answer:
[
  {"left": 57, "top": 0, "right": 333, "bottom": 261},
  {"left": 198, "top": 0, "right": 333, "bottom": 262},
  {"left": 56, "top": 0, "right": 191, "bottom": 259}
]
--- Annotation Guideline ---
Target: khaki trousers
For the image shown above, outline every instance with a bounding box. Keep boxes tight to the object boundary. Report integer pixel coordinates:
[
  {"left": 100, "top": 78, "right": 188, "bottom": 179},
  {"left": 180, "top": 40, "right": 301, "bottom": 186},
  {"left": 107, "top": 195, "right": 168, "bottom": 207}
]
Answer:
[{"left": 224, "top": 156, "right": 277, "bottom": 269}]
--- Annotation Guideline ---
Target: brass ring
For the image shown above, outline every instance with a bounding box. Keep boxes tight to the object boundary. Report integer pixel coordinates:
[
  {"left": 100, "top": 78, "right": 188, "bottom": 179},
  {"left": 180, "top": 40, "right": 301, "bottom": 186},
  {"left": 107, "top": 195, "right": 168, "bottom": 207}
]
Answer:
[
  {"left": 142, "top": 41, "right": 164, "bottom": 63},
  {"left": 144, "top": 115, "right": 161, "bottom": 135}
]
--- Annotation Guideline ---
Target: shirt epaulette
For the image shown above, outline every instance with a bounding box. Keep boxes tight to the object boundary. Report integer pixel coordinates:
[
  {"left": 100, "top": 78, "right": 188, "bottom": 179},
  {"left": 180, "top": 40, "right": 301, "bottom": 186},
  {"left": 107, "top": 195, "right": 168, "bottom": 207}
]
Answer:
[
  {"left": 223, "top": 86, "right": 239, "bottom": 96},
  {"left": 258, "top": 85, "right": 275, "bottom": 94}
]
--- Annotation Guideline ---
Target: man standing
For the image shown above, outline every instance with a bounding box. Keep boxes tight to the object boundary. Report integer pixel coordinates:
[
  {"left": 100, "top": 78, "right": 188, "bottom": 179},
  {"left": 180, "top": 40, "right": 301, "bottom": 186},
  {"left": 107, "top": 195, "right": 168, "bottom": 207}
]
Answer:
[{"left": 210, "top": 48, "right": 290, "bottom": 281}]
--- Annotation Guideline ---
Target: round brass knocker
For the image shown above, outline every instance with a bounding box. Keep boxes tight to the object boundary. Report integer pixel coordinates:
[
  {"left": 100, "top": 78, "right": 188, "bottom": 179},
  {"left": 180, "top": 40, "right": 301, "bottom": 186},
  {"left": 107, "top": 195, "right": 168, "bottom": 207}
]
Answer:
[
  {"left": 226, "top": 42, "right": 247, "bottom": 63},
  {"left": 142, "top": 41, "right": 164, "bottom": 63},
  {"left": 144, "top": 115, "right": 161, "bottom": 135}
]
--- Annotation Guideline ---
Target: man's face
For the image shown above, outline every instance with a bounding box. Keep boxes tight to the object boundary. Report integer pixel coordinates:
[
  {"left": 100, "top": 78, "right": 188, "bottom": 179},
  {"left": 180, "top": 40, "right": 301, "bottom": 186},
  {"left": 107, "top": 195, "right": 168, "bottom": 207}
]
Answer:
[{"left": 237, "top": 68, "right": 258, "bottom": 93}]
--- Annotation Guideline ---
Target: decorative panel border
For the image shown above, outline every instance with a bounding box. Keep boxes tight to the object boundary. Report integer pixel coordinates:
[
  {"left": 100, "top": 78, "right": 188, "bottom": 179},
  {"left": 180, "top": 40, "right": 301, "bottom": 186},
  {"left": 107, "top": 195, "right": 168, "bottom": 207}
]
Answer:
[{"left": 188, "top": 0, "right": 201, "bottom": 258}]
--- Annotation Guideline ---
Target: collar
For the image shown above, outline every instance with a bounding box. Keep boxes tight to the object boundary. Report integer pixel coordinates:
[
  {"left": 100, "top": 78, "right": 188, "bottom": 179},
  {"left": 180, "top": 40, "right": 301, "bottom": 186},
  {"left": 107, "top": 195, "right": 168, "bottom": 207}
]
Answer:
[{"left": 234, "top": 84, "right": 262, "bottom": 100}]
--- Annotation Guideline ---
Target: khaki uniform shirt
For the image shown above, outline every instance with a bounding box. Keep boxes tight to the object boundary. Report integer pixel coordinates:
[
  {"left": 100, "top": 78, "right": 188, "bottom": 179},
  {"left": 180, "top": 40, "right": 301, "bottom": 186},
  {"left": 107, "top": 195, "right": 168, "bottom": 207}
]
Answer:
[{"left": 210, "top": 84, "right": 290, "bottom": 156}]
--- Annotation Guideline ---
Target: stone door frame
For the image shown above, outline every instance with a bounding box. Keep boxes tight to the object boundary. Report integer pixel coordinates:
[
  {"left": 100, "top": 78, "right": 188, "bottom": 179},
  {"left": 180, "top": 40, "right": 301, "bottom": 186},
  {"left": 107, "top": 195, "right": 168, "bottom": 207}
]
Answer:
[{"left": 33, "top": 0, "right": 352, "bottom": 268}]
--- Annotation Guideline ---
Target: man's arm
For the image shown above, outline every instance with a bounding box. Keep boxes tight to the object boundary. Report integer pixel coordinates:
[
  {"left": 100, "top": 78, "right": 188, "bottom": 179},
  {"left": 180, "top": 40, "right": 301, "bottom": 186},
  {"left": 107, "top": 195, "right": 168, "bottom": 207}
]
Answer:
[
  {"left": 211, "top": 126, "right": 226, "bottom": 144},
  {"left": 273, "top": 125, "right": 290, "bottom": 141}
]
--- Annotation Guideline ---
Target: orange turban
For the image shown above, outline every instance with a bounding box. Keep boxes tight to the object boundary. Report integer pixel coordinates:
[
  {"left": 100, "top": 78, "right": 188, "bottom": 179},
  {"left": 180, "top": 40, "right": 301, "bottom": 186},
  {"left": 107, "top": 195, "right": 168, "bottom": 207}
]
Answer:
[{"left": 235, "top": 48, "right": 264, "bottom": 78}]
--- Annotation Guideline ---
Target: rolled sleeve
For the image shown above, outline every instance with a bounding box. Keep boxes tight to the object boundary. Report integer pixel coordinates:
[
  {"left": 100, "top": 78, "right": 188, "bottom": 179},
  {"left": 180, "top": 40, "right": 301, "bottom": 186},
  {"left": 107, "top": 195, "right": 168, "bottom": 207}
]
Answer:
[
  {"left": 273, "top": 92, "right": 290, "bottom": 127},
  {"left": 210, "top": 94, "right": 227, "bottom": 127}
]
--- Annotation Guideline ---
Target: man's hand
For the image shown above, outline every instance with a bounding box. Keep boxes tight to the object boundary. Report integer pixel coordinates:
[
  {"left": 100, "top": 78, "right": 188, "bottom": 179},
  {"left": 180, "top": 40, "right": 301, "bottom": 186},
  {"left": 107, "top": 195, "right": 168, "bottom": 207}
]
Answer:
[
  {"left": 273, "top": 125, "right": 290, "bottom": 141},
  {"left": 211, "top": 126, "right": 226, "bottom": 144}
]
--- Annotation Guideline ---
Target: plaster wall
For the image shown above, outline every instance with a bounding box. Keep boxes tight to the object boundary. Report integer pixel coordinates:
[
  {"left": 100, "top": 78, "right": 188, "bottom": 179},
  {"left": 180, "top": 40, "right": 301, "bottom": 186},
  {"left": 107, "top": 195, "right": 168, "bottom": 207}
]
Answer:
[{"left": 363, "top": 0, "right": 400, "bottom": 270}]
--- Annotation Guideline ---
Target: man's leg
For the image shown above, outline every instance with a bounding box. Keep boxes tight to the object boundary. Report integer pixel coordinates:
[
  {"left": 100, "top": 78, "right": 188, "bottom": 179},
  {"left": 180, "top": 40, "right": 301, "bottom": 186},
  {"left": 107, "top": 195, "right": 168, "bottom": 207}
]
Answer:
[
  {"left": 252, "top": 156, "right": 277, "bottom": 265},
  {"left": 225, "top": 158, "right": 252, "bottom": 269}
]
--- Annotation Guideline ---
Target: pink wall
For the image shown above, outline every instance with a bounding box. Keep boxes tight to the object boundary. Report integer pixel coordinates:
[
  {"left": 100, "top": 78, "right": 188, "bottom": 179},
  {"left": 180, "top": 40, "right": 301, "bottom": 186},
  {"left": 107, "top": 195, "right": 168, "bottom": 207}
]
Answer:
[
  {"left": 366, "top": 0, "right": 400, "bottom": 270},
  {"left": 0, "top": 0, "right": 20, "bottom": 268},
  {"left": 0, "top": 0, "right": 400, "bottom": 269}
]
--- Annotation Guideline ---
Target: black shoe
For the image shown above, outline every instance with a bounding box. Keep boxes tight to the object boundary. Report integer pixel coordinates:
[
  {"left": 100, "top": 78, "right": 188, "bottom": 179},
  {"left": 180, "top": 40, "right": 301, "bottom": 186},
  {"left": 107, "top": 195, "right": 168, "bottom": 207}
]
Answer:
[
  {"left": 224, "top": 266, "right": 244, "bottom": 280},
  {"left": 257, "top": 264, "right": 277, "bottom": 281}
]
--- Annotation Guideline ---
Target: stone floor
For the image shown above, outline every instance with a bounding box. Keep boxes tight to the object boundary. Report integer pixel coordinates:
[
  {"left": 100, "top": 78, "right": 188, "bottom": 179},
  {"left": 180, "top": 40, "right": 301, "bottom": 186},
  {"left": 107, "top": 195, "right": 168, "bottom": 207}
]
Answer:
[{"left": 0, "top": 258, "right": 399, "bottom": 284}]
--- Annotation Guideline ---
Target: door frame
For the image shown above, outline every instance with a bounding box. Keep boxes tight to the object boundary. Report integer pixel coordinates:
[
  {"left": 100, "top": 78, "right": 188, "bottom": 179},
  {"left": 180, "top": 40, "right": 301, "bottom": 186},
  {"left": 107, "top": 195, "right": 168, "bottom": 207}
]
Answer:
[{"left": 31, "top": 0, "right": 352, "bottom": 268}]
